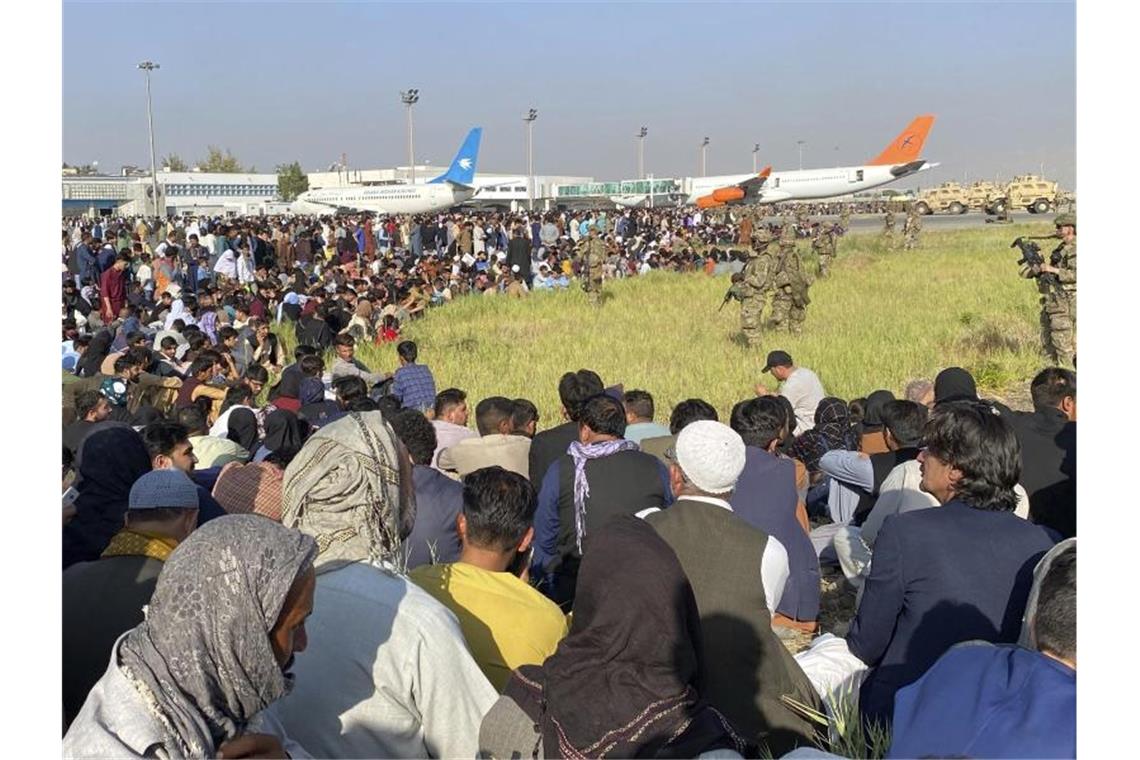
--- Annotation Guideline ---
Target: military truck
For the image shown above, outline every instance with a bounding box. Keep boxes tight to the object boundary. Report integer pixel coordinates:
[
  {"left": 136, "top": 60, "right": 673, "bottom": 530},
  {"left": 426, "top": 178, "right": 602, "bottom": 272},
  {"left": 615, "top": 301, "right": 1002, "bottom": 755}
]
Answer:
[
  {"left": 966, "top": 181, "right": 1002, "bottom": 211},
  {"left": 913, "top": 182, "right": 969, "bottom": 215},
  {"left": 986, "top": 175, "right": 1059, "bottom": 215}
]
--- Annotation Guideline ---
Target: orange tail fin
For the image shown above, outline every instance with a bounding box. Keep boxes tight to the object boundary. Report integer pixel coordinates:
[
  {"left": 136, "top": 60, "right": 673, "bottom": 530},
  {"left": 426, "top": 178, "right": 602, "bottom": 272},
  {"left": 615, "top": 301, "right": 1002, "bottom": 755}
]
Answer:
[{"left": 867, "top": 115, "right": 936, "bottom": 166}]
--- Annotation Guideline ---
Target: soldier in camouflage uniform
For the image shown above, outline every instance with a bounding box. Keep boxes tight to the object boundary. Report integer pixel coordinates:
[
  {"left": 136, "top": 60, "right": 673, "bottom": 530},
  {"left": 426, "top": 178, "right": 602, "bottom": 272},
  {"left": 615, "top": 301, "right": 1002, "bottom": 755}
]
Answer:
[
  {"left": 811, "top": 223, "right": 833, "bottom": 278},
  {"left": 579, "top": 226, "right": 607, "bottom": 306},
  {"left": 882, "top": 209, "right": 897, "bottom": 249},
  {"left": 1021, "top": 213, "right": 1077, "bottom": 366},
  {"left": 840, "top": 204, "right": 851, "bottom": 232},
  {"left": 902, "top": 203, "right": 922, "bottom": 250},
  {"left": 739, "top": 228, "right": 776, "bottom": 348},
  {"left": 770, "top": 229, "right": 811, "bottom": 334}
]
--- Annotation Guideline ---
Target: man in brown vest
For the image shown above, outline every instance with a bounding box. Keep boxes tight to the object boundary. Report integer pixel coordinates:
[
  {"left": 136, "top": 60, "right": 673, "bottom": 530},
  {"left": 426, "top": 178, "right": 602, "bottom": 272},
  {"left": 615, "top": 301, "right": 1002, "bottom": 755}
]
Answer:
[{"left": 644, "top": 421, "right": 822, "bottom": 756}]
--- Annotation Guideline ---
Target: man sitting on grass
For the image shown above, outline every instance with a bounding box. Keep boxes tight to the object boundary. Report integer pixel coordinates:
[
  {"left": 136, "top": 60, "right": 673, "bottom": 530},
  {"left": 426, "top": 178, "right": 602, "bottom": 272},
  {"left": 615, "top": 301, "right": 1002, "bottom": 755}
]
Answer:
[
  {"left": 411, "top": 466, "right": 568, "bottom": 691},
  {"left": 391, "top": 340, "right": 438, "bottom": 412}
]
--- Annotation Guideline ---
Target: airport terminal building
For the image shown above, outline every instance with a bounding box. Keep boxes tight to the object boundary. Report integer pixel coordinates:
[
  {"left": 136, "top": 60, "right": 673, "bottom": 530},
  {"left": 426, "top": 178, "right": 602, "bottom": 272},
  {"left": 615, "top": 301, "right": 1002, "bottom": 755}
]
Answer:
[{"left": 63, "top": 166, "right": 595, "bottom": 217}]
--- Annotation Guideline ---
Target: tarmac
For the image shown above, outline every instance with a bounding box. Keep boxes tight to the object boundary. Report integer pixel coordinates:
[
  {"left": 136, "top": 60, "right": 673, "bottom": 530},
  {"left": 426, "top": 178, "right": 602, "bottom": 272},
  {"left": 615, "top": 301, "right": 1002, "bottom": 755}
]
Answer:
[{"left": 761, "top": 209, "right": 1054, "bottom": 233}]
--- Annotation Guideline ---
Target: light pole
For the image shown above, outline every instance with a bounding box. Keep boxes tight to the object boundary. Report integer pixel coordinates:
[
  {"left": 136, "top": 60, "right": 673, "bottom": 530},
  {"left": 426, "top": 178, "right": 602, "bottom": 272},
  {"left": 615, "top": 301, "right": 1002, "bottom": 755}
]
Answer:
[
  {"left": 752, "top": 143, "right": 760, "bottom": 174},
  {"left": 797, "top": 140, "right": 806, "bottom": 171},
  {"left": 400, "top": 89, "right": 419, "bottom": 182},
  {"left": 700, "top": 137, "right": 709, "bottom": 177},
  {"left": 138, "top": 60, "right": 161, "bottom": 217},
  {"left": 637, "top": 126, "right": 647, "bottom": 180},
  {"left": 523, "top": 108, "right": 538, "bottom": 211}
]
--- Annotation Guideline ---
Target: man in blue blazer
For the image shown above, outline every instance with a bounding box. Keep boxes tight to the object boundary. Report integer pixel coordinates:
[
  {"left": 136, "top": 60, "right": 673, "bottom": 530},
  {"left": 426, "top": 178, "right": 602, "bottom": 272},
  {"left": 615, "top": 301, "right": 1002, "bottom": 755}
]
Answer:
[{"left": 845, "top": 401, "right": 1057, "bottom": 725}]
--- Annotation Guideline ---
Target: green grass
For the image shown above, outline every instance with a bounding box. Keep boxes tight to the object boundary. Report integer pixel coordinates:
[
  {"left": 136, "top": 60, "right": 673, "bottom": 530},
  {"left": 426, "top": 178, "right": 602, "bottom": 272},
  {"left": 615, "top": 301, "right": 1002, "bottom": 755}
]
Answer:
[{"left": 285, "top": 221, "right": 1054, "bottom": 431}]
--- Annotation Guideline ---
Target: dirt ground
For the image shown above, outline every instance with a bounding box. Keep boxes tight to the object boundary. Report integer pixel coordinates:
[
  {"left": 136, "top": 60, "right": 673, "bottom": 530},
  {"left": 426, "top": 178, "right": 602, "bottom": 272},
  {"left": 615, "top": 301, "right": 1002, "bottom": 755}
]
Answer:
[{"left": 781, "top": 567, "right": 858, "bottom": 655}]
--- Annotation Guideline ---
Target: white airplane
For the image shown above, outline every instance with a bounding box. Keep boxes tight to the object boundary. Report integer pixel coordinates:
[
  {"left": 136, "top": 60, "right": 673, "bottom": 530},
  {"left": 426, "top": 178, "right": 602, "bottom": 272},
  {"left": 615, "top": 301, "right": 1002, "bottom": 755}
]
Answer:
[
  {"left": 291, "top": 127, "right": 483, "bottom": 215},
  {"left": 686, "top": 115, "right": 938, "bottom": 208}
]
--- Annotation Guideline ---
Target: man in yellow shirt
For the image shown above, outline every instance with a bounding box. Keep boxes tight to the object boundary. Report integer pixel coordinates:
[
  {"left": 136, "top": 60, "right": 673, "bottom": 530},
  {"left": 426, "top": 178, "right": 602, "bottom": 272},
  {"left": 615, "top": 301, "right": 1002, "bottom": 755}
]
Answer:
[{"left": 410, "top": 467, "right": 568, "bottom": 690}]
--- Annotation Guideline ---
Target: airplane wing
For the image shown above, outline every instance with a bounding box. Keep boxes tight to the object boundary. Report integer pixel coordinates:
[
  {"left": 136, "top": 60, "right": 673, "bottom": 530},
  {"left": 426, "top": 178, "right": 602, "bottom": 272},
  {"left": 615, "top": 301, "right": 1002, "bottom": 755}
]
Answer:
[{"left": 695, "top": 166, "right": 772, "bottom": 209}]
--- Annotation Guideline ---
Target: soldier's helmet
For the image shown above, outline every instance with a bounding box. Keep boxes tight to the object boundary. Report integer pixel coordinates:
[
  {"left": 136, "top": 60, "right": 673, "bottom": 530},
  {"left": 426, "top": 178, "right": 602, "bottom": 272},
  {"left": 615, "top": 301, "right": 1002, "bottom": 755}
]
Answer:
[{"left": 1054, "top": 212, "right": 1076, "bottom": 229}]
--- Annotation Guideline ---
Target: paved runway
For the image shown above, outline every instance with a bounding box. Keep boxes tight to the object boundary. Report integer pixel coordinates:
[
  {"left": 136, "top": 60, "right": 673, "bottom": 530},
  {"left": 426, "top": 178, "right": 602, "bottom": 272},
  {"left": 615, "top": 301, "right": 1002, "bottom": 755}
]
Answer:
[{"left": 756, "top": 210, "right": 1054, "bottom": 233}]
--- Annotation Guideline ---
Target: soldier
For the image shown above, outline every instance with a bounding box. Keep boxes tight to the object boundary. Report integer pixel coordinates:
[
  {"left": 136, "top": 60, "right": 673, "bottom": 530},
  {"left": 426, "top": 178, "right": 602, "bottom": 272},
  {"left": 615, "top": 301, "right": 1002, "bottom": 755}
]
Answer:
[
  {"left": 903, "top": 203, "right": 922, "bottom": 250},
  {"left": 579, "top": 225, "right": 606, "bottom": 306},
  {"left": 811, "top": 223, "right": 832, "bottom": 278},
  {"left": 770, "top": 233, "right": 811, "bottom": 335},
  {"left": 779, "top": 219, "right": 797, "bottom": 254},
  {"left": 1021, "top": 213, "right": 1077, "bottom": 366},
  {"left": 739, "top": 229, "right": 776, "bottom": 348},
  {"left": 840, "top": 204, "right": 851, "bottom": 232},
  {"left": 882, "top": 209, "right": 897, "bottom": 249}
]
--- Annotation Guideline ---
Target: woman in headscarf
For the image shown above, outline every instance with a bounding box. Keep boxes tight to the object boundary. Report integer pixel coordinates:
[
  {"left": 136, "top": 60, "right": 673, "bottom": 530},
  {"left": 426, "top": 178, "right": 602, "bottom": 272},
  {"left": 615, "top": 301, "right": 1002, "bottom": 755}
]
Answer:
[
  {"left": 859, "top": 389, "right": 896, "bottom": 454},
  {"left": 62, "top": 425, "right": 152, "bottom": 569},
  {"left": 273, "top": 411, "right": 498, "bottom": 758},
  {"left": 64, "top": 515, "right": 318, "bottom": 759},
  {"left": 480, "top": 516, "right": 753, "bottom": 759},
  {"left": 253, "top": 409, "right": 310, "bottom": 468},
  {"left": 791, "top": 396, "right": 858, "bottom": 476},
  {"left": 212, "top": 409, "right": 286, "bottom": 521},
  {"left": 75, "top": 329, "right": 114, "bottom": 378},
  {"left": 345, "top": 298, "right": 375, "bottom": 341},
  {"left": 226, "top": 408, "right": 261, "bottom": 454}
]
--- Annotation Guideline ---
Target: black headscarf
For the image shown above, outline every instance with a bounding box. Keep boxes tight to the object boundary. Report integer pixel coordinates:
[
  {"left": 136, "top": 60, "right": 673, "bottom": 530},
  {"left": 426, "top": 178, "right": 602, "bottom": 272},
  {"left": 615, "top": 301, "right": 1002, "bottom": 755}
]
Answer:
[
  {"left": 62, "top": 426, "right": 152, "bottom": 568},
  {"left": 226, "top": 408, "right": 261, "bottom": 452},
  {"left": 934, "top": 367, "right": 979, "bottom": 406},
  {"left": 790, "top": 397, "right": 858, "bottom": 473},
  {"left": 861, "top": 389, "right": 896, "bottom": 432},
  {"left": 75, "top": 329, "right": 114, "bottom": 378},
  {"left": 504, "top": 516, "right": 751, "bottom": 758},
  {"left": 261, "top": 409, "right": 310, "bottom": 466}
]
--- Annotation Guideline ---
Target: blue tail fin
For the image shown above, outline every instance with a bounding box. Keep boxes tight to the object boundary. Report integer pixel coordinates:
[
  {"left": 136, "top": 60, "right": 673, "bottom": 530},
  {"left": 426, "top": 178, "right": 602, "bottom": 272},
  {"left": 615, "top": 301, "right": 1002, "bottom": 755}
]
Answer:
[{"left": 428, "top": 127, "right": 482, "bottom": 186}]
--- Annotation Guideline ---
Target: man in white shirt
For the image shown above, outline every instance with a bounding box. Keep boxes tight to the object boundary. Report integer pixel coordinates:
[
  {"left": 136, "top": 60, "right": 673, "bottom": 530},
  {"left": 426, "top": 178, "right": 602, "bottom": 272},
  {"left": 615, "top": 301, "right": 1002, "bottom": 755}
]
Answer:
[
  {"left": 757, "top": 350, "right": 825, "bottom": 436},
  {"left": 639, "top": 421, "right": 789, "bottom": 616}
]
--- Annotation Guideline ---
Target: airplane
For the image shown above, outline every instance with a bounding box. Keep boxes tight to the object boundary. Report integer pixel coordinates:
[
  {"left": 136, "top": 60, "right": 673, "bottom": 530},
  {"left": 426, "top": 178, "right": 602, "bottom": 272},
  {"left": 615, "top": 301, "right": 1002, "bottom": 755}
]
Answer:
[
  {"left": 290, "top": 127, "right": 483, "bottom": 215},
  {"left": 686, "top": 115, "right": 939, "bottom": 209}
]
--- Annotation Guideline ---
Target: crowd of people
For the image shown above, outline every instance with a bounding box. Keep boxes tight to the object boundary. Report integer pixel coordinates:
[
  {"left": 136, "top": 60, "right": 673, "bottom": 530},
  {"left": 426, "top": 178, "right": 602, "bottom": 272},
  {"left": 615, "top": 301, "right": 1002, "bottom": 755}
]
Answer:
[
  {"left": 61, "top": 265, "right": 1077, "bottom": 759},
  {"left": 61, "top": 206, "right": 1075, "bottom": 758}
]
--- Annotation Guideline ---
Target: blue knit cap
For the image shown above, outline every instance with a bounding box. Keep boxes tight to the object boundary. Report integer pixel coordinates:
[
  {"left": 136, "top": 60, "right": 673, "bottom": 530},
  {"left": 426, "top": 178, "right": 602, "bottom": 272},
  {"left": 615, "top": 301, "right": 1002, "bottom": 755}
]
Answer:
[{"left": 128, "top": 469, "right": 200, "bottom": 511}]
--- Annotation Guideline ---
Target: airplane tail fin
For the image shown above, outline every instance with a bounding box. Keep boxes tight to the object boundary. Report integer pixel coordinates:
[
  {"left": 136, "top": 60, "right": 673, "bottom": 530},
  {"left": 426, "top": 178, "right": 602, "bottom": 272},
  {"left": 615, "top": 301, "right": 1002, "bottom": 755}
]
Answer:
[
  {"left": 867, "top": 115, "right": 935, "bottom": 166},
  {"left": 428, "top": 127, "right": 482, "bottom": 187}
]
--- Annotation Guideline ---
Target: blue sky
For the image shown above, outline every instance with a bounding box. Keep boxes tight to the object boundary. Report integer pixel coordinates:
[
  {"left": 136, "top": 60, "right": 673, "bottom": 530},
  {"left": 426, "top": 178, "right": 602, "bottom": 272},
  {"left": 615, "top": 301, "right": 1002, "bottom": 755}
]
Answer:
[{"left": 63, "top": 1, "right": 1075, "bottom": 188}]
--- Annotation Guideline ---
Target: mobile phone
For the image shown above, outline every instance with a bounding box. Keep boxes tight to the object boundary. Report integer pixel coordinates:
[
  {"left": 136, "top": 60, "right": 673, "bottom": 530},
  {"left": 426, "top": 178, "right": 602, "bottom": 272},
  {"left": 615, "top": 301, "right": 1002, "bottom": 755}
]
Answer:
[{"left": 63, "top": 486, "right": 80, "bottom": 510}]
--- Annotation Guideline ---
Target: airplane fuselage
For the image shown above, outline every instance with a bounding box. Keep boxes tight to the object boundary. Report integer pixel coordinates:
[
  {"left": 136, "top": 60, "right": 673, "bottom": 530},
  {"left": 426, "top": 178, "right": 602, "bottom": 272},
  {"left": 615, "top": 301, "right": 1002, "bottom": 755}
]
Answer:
[
  {"left": 686, "top": 162, "right": 931, "bottom": 205},
  {"left": 294, "top": 183, "right": 475, "bottom": 215}
]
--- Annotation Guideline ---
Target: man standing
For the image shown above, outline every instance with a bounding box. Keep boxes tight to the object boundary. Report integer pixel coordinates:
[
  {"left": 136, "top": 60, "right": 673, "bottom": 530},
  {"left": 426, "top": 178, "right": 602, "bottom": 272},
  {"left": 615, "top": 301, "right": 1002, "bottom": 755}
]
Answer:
[
  {"left": 99, "top": 254, "right": 130, "bottom": 324},
  {"left": 579, "top": 226, "right": 606, "bottom": 306},
  {"left": 882, "top": 208, "right": 897, "bottom": 248},
  {"left": 62, "top": 469, "right": 200, "bottom": 729},
  {"left": 811, "top": 223, "right": 832, "bottom": 278},
  {"left": 1022, "top": 213, "right": 1076, "bottom": 367},
  {"left": 757, "top": 350, "right": 824, "bottom": 436},
  {"left": 740, "top": 230, "right": 775, "bottom": 349},
  {"left": 902, "top": 203, "right": 922, "bottom": 250},
  {"left": 769, "top": 239, "right": 811, "bottom": 335},
  {"left": 507, "top": 226, "right": 532, "bottom": 287}
]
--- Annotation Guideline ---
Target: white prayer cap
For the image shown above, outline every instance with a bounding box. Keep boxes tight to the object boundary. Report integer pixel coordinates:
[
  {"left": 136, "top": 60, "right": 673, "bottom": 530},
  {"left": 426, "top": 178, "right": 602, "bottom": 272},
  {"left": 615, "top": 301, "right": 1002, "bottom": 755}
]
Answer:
[{"left": 673, "top": 420, "right": 745, "bottom": 494}]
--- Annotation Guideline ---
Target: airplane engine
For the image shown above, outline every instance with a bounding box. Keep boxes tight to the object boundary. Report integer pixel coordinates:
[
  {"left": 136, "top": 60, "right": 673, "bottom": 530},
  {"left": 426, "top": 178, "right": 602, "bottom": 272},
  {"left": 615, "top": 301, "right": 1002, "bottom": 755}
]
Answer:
[
  {"left": 711, "top": 186, "right": 746, "bottom": 203},
  {"left": 696, "top": 195, "right": 725, "bottom": 209}
]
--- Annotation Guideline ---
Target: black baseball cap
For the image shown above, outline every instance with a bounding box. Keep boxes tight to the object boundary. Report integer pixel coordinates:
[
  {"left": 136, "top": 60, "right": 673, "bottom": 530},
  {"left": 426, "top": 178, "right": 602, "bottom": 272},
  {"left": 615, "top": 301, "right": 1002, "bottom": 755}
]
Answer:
[{"left": 762, "top": 350, "right": 793, "bottom": 373}]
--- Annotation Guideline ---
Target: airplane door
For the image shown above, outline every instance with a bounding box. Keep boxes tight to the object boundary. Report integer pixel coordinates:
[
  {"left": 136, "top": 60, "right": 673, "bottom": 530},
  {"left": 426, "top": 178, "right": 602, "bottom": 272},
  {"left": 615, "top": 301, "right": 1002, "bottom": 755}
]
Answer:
[{"left": 848, "top": 169, "right": 864, "bottom": 183}]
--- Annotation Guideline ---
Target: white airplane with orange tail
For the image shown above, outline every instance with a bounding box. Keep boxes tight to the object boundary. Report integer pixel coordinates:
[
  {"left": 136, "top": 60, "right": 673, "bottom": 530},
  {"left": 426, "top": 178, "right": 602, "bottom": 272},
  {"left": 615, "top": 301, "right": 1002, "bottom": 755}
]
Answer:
[{"left": 687, "top": 115, "right": 938, "bottom": 209}]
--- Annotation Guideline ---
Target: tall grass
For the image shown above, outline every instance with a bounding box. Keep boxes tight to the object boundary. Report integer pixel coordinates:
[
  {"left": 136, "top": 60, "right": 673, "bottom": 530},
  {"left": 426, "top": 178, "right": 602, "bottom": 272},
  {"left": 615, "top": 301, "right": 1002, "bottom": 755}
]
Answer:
[{"left": 284, "top": 222, "right": 1053, "bottom": 431}]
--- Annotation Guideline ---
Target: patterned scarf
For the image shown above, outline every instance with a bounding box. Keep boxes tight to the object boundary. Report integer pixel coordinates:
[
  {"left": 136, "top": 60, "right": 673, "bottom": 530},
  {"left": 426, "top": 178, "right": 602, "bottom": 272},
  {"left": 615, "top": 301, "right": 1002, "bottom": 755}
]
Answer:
[
  {"left": 567, "top": 438, "right": 639, "bottom": 553},
  {"left": 101, "top": 529, "right": 180, "bottom": 562},
  {"left": 281, "top": 411, "right": 413, "bottom": 574},
  {"left": 117, "top": 515, "right": 317, "bottom": 758}
]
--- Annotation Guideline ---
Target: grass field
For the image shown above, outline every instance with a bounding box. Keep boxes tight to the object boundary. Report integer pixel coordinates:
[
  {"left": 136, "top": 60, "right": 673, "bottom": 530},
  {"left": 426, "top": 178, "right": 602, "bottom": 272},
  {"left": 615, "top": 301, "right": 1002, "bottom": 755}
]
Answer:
[{"left": 297, "top": 221, "right": 1055, "bottom": 430}]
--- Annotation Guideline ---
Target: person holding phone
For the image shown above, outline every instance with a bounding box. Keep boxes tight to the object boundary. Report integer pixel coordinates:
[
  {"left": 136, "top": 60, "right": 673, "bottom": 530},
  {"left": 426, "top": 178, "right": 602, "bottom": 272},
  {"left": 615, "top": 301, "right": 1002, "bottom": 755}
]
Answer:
[{"left": 410, "top": 466, "right": 568, "bottom": 691}]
